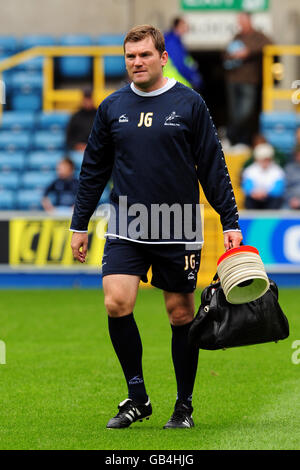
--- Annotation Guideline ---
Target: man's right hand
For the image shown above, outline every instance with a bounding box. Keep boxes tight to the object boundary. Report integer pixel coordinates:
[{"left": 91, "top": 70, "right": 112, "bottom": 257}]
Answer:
[{"left": 71, "top": 232, "right": 88, "bottom": 263}]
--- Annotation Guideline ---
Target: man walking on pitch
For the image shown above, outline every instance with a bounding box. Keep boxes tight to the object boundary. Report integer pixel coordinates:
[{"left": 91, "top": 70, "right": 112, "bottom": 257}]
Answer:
[{"left": 70, "top": 25, "right": 242, "bottom": 429}]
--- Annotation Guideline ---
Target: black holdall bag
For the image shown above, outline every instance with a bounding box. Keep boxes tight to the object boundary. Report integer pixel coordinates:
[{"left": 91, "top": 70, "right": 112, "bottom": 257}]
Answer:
[{"left": 188, "top": 275, "right": 289, "bottom": 351}]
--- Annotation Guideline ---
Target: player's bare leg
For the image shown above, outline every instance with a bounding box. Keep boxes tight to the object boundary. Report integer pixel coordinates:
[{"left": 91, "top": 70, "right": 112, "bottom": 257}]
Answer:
[
  {"left": 103, "top": 274, "right": 152, "bottom": 428},
  {"left": 103, "top": 274, "right": 140, "bottom": 318},
  {"left": 163, "top": 291, "right": 199, "bottom": 428}
]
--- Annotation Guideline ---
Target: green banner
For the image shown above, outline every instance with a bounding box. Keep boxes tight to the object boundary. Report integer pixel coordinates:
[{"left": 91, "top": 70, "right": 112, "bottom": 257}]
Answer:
[{"left": 181, "top": 0, "right": 269, "bottom": 11}]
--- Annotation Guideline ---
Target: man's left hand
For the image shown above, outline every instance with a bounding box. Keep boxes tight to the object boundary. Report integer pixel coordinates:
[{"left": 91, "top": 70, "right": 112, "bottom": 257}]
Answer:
[{"left": 224, "top": 231, "right": 243, "bottom": 251}]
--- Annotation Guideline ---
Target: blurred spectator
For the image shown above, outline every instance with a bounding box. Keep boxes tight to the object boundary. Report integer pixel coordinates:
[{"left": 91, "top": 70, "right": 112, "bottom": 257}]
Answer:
[
  {"left": 242, "top": 133, "right": 287, "bottom": 170},
  {"left": 283, "top": 145, "right": 300, "bottom": 209},
  {"left": 66, "top": 87, "right": 97, "bottom": 151},
  {"left": 224, "top": 12, "right": 272, "bottom": 147},
  {"left": 242, "top": 143, "right": 285, "bottom": 209},
  {"left": 42, "top": 157, "right": 78, "bottom": 213},
  {"left": 164, "top": 17, "right": 203, "bottom": 91}
]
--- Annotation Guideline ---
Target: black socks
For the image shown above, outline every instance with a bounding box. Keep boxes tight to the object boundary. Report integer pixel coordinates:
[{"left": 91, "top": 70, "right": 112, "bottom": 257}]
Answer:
[
  {"left": 108, "top": 313, "right": 148, "bottom": 404},
  {"left": 171, "top": 321, "right": 199, "bottom": 406},
  {"left": 108, "top": 314, "right": 199, "bottom": 407}
]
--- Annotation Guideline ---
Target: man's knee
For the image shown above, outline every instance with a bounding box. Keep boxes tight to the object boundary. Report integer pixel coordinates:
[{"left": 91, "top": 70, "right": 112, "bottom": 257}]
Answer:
[
  {"left": 104, "top": 294, "right": 134, "bottom": 317},
  {"left": 167, "top": 305, "right": 194, "bottom": 326},
  {"left": 164, "top": 292, "right": 195, "bottom": 326}
]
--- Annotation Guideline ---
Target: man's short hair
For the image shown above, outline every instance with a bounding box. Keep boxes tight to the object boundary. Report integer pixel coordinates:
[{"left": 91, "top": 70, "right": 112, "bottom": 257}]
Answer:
[
  {"left": 171, "top": 17, "right": 184, "bottom": 30},
  {"left": 123, "top": 25, "right": 165, "bottom": 56}
]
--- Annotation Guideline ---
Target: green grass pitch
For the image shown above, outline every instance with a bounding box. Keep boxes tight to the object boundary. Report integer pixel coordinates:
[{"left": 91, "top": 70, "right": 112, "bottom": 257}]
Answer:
[{"left": 0, "top": 287, "right": 299, "bottom": 450}]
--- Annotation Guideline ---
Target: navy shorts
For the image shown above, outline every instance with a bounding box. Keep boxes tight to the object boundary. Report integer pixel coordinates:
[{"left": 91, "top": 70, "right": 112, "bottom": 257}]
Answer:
[{"left": 102, "top": 237, "right": 201, "bottom": 293}]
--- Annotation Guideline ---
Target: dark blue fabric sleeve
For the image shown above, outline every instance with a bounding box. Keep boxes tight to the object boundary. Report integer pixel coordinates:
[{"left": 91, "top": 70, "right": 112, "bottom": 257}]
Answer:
[
  {"left": 192, "top": 98, "right": 240, "bottom": 232},
  {"left": 70, "top": 103, "right": 114, "bottom": 231}
]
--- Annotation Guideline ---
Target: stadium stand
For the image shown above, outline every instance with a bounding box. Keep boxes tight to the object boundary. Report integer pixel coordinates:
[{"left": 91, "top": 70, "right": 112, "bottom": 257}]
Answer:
[
  {"left": 17, "top": 36, "right": 56, "bottom": 73},
  {"left": 96, "top": 34, "right": 126, "bottom": 78},
  {"left": 58, "top": 34, "right": 93, "bottom": 78},
  {"left": 26, "top": 151, "right": 64, "bottom": 172},
  {"left": 0, "top": 132, "right": 31, "bottom": 152},
  {"left": 21, "top": 171, "right": 56, "bottom": 190},
  {"left": 0, "top": 172, "right": 20, "bottom": 190},
  {"left": 16, "top": 189, "right": 43, "bottom": 210},
  {"left": 0, "top": 111, "right": 35, "bottom": 131},
  {"left": 36, "top": 112, "right": 70, "bottom": 132},
  {"left": 260, "top": 112, "right": 300, "bottom": 158},
  {"left": 20, "top": 35, "right": 56, "bottom": 50},
  {"left": 0, "top": 189, "right": 15, "bottom": 209},
  {"left": 10, "top": 71, "right": 43, "bottom": 111},
  {"left": 0, "top": 152, "right": 26, "bottom": 172},
  {"left": 32, "top": 130, "right": 65, "bottom": 151},
  {"left": 0, "top": 36, "right": 18, "bottom": 55}
]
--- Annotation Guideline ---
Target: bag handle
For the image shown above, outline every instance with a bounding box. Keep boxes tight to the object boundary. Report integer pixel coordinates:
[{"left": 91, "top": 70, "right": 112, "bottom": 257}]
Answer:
[{"left": 212, "top": 241, "right": 244, "bottom": 283}]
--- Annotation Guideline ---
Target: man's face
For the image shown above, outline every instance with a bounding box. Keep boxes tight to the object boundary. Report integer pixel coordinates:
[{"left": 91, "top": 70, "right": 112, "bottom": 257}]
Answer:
[
  {"left": 238, "top": 13, "right": 252, "bottom": 33},
  {"left": 57, "top": 161, "right": 73, "bottom": 179},
  {"left": 175, "top": 19, "right": 189, "bottom": 36},
  {"left": 124, "top": 36, "right": 168, "bottom": 91},
  {"left": 82, "top": 96, "right": 94, "bottom": 111}
]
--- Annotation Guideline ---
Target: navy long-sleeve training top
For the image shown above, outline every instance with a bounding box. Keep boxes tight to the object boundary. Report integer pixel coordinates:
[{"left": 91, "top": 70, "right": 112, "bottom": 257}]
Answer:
[{"left": 70, "top": 79, "right": 240, "bottom": 244}]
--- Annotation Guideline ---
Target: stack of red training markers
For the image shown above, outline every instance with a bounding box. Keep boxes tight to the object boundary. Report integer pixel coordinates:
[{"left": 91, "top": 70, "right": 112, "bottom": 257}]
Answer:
[{"left": 217, "top": 245, "right": 270, "bottom": 304}]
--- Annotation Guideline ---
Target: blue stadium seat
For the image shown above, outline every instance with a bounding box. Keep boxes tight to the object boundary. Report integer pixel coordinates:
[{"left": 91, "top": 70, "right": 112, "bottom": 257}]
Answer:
[
  {"left": 32, "top": 131, "right": 65, "bottom": 151},
  {"left": 16, "top": 189, "right": 43, "bottom": 210},
  {"left": 20, "top": 35, "right": 56, "bottom": 49},
  {"left": 0, "top": 190, "right": 15, "bottom": 209},
  {"left": 70, "top": 150, "right": 84, "bottom": 170},
  {"left": 11, "top": 93, "right": 42, "bottom": 111},
  {"left": 260, "top": 112, "right": 298, "bottom": 133},
  {"left": 0, "top": 172, "right": 20, "bottom": 190},
  {"left": 16, "top": 56, "right": 44, "bottom": 72},
  {"left": 264, "top": 131, "right": 296, "bottom": 154},
  {"left": 0, "top": 152, "right": 25, "bottom": 172},
  {"left": 27, "top": 151, "right": 64, "bottom": 172},
  {"left": 96, "top": 34, "right": 126, "bottom": 77},
  {"left": 17, "top": 36, "right": 56, "bottom": 72},
  {"left": 10, "top": 72, "right": 43, "bottom": 111},
  {"left": 11, "top": 72, "right": 43, "bottom": 91},
  {"left": 0, "top": 132, "right": 31, "bottom": 152},
  {"left": 21, "top": 171, "right": 56, "bottom": 190},
  {"left": 0, "top": 36, "right": 18, "bottom": 55},
  {"left": 58, "top": 34, "right": 93, "bottom": 78},
  {"left": 36, "top": 112, "right": 71, "bottom": 132},
  {"left": 0, "top": 112, "right": 35, "bottom": 132}
]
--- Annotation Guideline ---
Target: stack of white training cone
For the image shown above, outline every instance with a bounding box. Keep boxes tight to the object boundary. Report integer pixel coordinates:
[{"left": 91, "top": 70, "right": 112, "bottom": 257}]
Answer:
[{"left": 217, "top": 246, "right": 270, "bottom": 305}]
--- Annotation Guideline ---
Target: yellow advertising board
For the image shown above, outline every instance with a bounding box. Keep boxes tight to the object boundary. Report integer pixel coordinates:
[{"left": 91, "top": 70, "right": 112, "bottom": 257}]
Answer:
[{"left": 9, "top": 218, "right": 106, "bottom": 267}]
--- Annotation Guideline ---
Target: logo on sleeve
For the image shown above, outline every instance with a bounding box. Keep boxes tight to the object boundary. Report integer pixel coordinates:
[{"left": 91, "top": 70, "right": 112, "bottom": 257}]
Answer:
[
  {"left": 119, "top": 114, "right": 129, "bottom": 123},
  {"left": 164, "top": 111, "right": 181, "bottom": 127}
]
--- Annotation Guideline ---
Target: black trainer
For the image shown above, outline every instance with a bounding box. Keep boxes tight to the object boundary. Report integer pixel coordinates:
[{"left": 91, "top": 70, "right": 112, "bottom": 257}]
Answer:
[
  {"left": 106, "top": 398, "right": 152, "bottom": 429},
  {"left": 163, "top": 401, "right": 194, "bottom": 429}
]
